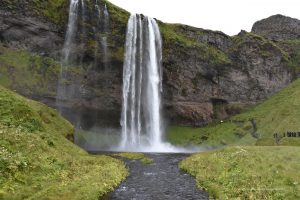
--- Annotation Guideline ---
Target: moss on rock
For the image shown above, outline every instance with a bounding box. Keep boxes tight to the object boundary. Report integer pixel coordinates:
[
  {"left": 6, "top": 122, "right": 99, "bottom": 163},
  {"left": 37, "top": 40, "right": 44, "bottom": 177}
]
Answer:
[{"left": 1, "top": 0, "right": 69, "bottom": 25}]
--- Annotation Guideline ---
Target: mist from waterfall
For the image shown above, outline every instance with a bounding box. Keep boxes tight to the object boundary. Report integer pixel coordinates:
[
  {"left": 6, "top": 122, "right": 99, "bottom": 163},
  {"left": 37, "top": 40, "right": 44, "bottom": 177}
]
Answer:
[{"left": 120, "top": 14, "right": 174, "bottom": 152}]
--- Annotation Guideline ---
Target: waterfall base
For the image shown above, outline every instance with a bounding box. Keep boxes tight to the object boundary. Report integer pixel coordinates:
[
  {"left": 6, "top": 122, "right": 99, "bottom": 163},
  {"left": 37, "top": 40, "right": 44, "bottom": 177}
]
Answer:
[{"left": 75, "top": 128, "right": 205, "bottom": 153}]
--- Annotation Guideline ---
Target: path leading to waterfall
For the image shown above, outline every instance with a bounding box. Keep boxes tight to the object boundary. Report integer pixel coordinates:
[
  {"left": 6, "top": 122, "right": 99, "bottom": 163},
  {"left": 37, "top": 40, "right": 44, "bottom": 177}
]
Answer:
[{"left": 105, "top": 153, "right": 209, "bottom": 200}]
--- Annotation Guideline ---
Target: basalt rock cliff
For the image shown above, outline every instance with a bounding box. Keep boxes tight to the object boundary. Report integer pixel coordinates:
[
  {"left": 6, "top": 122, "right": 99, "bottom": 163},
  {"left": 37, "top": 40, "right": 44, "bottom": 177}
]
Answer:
[{"left": 0, "top": 0, "right": 299, "bottom": 128}]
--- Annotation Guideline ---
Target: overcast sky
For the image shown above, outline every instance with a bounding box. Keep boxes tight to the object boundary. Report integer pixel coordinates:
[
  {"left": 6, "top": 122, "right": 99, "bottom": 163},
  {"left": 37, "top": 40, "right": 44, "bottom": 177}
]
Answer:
[{"left": 107, "top": 0, "right": 300, "bottom": 36}]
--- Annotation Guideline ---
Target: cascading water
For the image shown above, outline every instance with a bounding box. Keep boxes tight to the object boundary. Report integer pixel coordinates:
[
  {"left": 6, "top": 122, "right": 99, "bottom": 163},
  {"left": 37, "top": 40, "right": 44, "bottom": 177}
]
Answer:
[
  {"left": 94, "top": 0, "right": 110, "bottom": 71},
  {"left": 101, "top": 4, "right": 110, "bottom": 71},
  {"left": 120, "top": 14, "right": 166, "bottom": 151},
  {"left": 57, "top": 0, "right": 80, "bottom": 113},
  {"left": 62, "top": 0, "right": 79, "bottom": 63},
  {"left": 95, "top": 0, "right": 101, "bottom": 17},
  {"left": 79, "top": 0, "right": 86, "bottom": 64}
]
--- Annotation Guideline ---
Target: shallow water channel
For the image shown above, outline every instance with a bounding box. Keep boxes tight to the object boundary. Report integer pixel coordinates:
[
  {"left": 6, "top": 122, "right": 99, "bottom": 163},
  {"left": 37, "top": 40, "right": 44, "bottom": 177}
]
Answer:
[{"left": 103, "top": 153, "right": 209, "bottom": 200}]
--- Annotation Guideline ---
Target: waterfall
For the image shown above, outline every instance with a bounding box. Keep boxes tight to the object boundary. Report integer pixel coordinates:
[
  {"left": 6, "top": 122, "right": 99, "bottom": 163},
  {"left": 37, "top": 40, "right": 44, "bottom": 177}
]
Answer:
[
  {"left": 95, "top": 0, "right": 101, "bottom": 17},
  {"left": 121, "top": 14, "right": 163, "bottom": 150},
  {"left": 102, "top": 4, "right": 110, "bottom": 71},
  {"left": 94, "top": 1, "right": 110, "bottom": 71},
  {"left": 62, "top": 0, "right": 79, "bottom": 63},
  {"left": 57, "top": 0, "right": 80, "bottom": 111}
]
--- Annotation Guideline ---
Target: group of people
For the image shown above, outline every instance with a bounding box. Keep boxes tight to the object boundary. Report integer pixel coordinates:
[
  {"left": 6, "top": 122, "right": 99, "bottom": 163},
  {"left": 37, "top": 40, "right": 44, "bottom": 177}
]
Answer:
[
  {"left": 273, "top": 131, "right": 300, "bottom": 139},
  {"left": 284, "top": 131, "right": 300, "bottom": 137}
]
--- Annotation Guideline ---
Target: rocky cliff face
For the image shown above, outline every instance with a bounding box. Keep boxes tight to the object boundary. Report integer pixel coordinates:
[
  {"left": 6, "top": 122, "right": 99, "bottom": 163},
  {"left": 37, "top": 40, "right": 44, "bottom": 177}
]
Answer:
[
  {"left": 0, "top": 1, "right": 299, "bottom": 128},
  {"left": 0, "top": 10, "right": 63, "bottom": 55},
  {"left": 161, "top": 25, "right": 295, "bottom": 126}
]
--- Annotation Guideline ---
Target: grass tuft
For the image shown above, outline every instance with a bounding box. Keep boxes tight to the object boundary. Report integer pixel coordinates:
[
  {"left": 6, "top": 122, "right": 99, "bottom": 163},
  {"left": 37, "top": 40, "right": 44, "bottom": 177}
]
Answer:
[{"left": 113, "top": 152, "right": 154, "bottom": 164}]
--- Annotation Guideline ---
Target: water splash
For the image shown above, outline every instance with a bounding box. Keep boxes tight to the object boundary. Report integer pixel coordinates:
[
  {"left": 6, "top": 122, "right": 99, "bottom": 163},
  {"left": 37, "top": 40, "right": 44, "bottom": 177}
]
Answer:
[{"left": 120, "top": 14, "right": 164, "bottom": 151}]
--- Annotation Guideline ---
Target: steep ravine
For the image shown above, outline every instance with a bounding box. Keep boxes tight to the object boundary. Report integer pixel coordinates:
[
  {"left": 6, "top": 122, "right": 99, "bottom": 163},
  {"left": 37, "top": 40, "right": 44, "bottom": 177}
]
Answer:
[{"left": 0, "top": 0, "right": 299, "bottom": 128}]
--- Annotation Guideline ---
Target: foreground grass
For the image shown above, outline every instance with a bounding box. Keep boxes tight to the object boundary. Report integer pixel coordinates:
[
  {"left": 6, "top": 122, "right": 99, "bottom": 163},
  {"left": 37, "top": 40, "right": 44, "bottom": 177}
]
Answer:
[
  {"left": 180, "top": 146, "right": 300, "bottom": 199},
  {"left": 168, "top": 78, "right": 300, "bottom": 147},
  {"left": 0, "top": 86, "right": 127, "bottom": 199}
]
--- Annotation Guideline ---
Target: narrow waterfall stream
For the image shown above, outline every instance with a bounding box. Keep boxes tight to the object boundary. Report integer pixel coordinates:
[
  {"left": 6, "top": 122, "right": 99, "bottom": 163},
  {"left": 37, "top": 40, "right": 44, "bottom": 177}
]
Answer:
[
  {"left": 56, "top": 0, "right": 80, "bottom": 114},
  {"left": 62, "top": 0, "right": 79, "bottom": 63},
  {"left": 102, "top": 4, "right": 110, "bottom": 72}
]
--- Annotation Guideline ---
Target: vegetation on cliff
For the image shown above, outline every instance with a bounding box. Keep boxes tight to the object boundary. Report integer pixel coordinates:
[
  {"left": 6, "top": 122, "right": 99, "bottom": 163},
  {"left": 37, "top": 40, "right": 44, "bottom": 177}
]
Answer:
[
  {"left": 0, "top": 44, "right": 60, "bottom": 97},
  {"left": 279, "top": 39, "right": 300, "bottom": 73},
  {"left": 1, "top": 0, "right": 68, "bottom": 25},
  {"left": 159, "top": 23, "right": 231, "bottom": 66},
  {"left": 180, "top": 146, "right": 300, "bottom": 199},
  {"left": 0, "top": 86, "right": 127, "bottom": 199},
  {"left": 0, "top": 44, "right": 85, "bottom": 98}
]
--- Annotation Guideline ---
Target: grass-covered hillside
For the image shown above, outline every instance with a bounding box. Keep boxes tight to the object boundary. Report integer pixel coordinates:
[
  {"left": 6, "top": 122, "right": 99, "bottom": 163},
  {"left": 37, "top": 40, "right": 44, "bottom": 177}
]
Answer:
[
  {"left": 177, "top": 78, "right": 300, "bottom": 198},
  {"left": 167, "top": 78, "right": 300, "bottom": 147},
  {"left": 0, "top": 86, "right": 127, "bottom": 199},
  {"left": 180, "top": 146, "right": 300, "bottom": 199}
]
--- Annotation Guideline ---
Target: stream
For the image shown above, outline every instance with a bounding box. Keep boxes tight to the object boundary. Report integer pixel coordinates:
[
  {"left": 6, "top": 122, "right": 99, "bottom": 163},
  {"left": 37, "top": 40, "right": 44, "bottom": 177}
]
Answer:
[{"left": 104, "top": 153, "right": 209, "bottom": 200}]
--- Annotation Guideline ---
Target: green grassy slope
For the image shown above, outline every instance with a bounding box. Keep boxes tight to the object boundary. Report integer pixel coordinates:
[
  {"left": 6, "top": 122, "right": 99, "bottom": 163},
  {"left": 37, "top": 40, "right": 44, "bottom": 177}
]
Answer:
[
  {"left": 0, "top": 86, "right": 127, "bottom": 199},
  {"left": 0, "top": 45, "right": 61, "bottom": 97},
  {"left": 180, "top": 146, "right": 300, "bottom": 199},
  {"left": 167, "top": 78, "right": 300, "bottom": 147}
]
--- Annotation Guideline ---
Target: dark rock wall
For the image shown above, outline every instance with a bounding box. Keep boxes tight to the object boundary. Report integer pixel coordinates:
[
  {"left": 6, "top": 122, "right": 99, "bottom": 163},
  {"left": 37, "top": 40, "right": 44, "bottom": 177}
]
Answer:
[
  {"left": 0, "top": 10, "right": 63, "bottom": 56},
  {"left": 0, "top": 2, "right": 299, "bottom": 128}
]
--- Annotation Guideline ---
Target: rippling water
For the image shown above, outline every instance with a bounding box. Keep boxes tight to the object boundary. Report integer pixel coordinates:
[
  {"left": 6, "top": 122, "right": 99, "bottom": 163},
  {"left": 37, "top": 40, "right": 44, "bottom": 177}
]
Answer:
[{"left": 104, "top": 153, "right": 209, "bottom": 200}]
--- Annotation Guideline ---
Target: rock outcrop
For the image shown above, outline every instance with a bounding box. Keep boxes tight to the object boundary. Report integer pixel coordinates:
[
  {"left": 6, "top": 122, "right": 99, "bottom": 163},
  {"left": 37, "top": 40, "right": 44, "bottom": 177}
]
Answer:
[
  {"left": 162, "top": 27, "right": 295, "bottom": 125},
  {"left": 0, "top": 1, "right": 299, "bottom": 128},
  {"left": 252, "top": 14, "right": 300, "bottom": 41},
  {"left": 0, "top": 10, "right": 63, "bottom": 56}
]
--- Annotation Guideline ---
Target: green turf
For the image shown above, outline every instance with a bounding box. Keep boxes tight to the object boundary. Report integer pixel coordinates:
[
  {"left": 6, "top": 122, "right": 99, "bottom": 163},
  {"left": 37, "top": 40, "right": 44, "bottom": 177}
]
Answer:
[
  {"left": 180, "top": 146, "right": 300, "bottom": 199},
  {"left": 113, "top": 152, "right": 154, "bottom": 164},
  {"left": 0, "top": 86, "right": 127, "bottom": 199}
]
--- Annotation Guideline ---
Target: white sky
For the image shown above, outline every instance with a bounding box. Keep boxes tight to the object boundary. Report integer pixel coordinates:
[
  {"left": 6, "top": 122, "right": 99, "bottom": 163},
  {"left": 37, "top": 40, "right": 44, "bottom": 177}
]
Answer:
[{"left": 107, "top": 0, "right": 300, "bottom": 36}]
